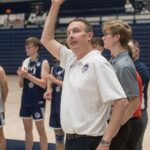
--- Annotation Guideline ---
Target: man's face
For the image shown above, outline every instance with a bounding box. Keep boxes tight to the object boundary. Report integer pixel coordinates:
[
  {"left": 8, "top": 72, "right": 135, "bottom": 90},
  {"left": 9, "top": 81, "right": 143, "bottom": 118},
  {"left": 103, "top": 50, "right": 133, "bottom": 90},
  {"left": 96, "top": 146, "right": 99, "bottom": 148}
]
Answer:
[
  {"left": 25, "top": 42, "right": 38, "bottom": 56},
  {"left": 66, "top": 21, "right": 92, "bottom": 52}
]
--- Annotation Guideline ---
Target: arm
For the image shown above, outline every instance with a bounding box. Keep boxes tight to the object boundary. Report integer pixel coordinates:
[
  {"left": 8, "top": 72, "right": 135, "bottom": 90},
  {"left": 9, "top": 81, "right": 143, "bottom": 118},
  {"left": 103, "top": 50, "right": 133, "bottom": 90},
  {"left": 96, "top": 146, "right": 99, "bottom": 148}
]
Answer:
[
  {"left": 121, "top": 96, "right": 139, "bottom": 124},
  {"left": 27, "top": 60, "right": 50, "bottom": 89},
  {"left": 0, "top": 67, "right": 8, "bottom": 103},
  {"left": 44, "top": 79, "right": 53, "bottom": 100},
  {"left": 17, "top": 67, "right": 24, "bottom": 88},
  {"left": 47, "top": 74, "right": 63, "bottom": 87},
  {"left": 117, "top": 67, "right": 140, "bottom": 124},
  {"left": 41, "top": 0, "right": 65, "bottom": 60},
  {"left": 18, "top": 60, "right": 50, "bottom": 89},
  {"left": 96, "top": 99, "right": 129, "bottom": 150}
]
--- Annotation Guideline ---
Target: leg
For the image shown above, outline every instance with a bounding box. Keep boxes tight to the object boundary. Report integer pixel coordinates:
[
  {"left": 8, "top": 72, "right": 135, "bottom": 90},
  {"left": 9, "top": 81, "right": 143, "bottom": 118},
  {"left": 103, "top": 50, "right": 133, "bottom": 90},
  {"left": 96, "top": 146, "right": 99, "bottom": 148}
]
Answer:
[
  {"left": 0, "top": 128, "right": 6, "bottom": 150},
  {"left": 54, "top": 128, "right": 64, "bottom": 150},
  {"left": 136, "top": 110, "right": 148, "bottom": 150},
  {"left": 23, "top": 118, "right": 33, "bottom": 150},
  {"left": 126, "top": 118, "right": 143, "bottom": 150},
  {"left": 35, "top": 120, "right": 48, "bottom": 150}
]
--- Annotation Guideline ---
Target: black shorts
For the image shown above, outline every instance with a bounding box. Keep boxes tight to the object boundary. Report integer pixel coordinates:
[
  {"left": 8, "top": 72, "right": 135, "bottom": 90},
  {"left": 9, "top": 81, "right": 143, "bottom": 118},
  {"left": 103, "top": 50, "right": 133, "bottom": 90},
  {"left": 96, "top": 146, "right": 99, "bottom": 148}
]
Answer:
[
  {"left": 20, "top": 106, "right": 45, "bottom": 121},
  {"left": 49, "top": 113, "right": 61, "bottom": 128}
]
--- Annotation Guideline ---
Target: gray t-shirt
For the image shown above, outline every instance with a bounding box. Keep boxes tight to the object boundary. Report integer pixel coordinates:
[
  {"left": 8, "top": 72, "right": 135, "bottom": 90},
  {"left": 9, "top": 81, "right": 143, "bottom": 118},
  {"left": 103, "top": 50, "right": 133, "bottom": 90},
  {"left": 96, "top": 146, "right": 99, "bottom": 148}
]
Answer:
[{"left": 110, "top": 51, "right": 139, "bottom": 99}]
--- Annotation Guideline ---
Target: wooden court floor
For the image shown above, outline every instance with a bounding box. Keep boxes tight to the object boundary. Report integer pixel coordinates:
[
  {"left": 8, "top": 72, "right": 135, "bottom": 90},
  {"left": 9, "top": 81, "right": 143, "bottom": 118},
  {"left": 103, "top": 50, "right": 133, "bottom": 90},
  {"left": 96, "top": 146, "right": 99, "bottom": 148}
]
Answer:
[{"left": 4, "top": 75, "right": 150, "bottom": 149}]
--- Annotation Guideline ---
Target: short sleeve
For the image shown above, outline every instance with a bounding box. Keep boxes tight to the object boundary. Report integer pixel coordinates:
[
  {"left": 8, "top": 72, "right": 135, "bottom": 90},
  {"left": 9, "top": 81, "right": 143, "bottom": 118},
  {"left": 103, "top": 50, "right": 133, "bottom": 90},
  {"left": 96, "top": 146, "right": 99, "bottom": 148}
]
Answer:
[
  {"left": 95, "top": 61, "right": 127, "bottom": 103},
  {"left": 117, "top": 65, "right": 139, "bottom": 98}
]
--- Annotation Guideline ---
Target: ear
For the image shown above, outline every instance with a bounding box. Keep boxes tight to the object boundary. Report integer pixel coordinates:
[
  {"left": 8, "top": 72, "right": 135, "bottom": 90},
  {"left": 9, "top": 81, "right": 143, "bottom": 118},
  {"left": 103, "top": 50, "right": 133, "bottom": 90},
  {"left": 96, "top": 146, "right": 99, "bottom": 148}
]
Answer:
[
  {"left": 114, "top": 34, "right": 120, "bottom": 41},
  {"left": 87, "top": 32, "right": 94, "bottom": 40}
]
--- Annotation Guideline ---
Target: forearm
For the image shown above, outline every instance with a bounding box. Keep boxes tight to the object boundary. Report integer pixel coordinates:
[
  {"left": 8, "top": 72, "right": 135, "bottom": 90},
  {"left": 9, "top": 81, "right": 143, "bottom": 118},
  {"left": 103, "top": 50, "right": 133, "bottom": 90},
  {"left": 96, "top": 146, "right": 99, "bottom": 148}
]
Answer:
[
  {"left": 41, "top": 3, "right": 59, "bottom": 42},
  {"left": 41, "top": 1, "right": 63, "bottom": 60},
  {"left": 27, "top": 73, "right": 47, "bottom": 89},
  {"left": 47, "top": 79, "right": 53, "bottom": 92},
  {"left": 19, "top": 77, "right": 24, "bottom": 88},
  {"left": 121, "top": 96, "right": 140, "bottom": 124},
  {"left": 102, "top": 99, "right": 128, "bottom": 142},
  {"left": 53, "top": 78, "right": 63, "bottom": 87}
]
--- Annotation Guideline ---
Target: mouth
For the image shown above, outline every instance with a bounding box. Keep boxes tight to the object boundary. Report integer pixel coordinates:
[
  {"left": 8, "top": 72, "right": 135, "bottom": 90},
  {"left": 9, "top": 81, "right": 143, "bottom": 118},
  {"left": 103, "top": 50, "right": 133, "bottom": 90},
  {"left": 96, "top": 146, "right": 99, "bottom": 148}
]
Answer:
[{"left": 70, "top": 41, "right": 78, "bottom": 47}]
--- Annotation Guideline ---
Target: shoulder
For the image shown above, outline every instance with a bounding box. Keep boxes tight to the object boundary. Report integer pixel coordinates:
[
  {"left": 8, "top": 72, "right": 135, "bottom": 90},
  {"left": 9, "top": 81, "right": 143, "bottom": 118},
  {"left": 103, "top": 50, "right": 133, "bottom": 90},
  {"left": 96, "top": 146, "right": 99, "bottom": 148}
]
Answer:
[
  {"left": 91, "top": 52, "right": 111, "bottom": 66},
  {"left": 117, "top": 56, "right": 134, "bottom": 69}
]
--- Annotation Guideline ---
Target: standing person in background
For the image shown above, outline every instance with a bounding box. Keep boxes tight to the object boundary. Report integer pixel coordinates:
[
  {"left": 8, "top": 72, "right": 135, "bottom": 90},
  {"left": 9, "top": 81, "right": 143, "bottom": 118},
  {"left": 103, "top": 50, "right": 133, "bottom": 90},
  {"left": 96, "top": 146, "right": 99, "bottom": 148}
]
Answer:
[
  {"left": 41, "top": 0, "right": 129, "bottom": 150},
  {"left": 17, "top": 37, "right": 49, "bottom": 150},
  {"left": 91, "top": 37, "right": 104, "bottom": 52},
  {"left": 102, "top": 20, "right": 139, "bottom": 150},
  {"left": 128, "top": 39, "right": 149, "bottom": 150},
  {"left": 91, "top": 37, "right": 111, "bottom": 61},
  {"left": 0, "top": 66, "right": 8, "bottom": 150},
  {"left": 125, "top": 45, "right": 144, "bottom": 150},
  {"left": 124, "top": 0, "right": 135, "bottom": 14},
  {"left": 44, "top": 60, "right": 65, "bottom": 150}
]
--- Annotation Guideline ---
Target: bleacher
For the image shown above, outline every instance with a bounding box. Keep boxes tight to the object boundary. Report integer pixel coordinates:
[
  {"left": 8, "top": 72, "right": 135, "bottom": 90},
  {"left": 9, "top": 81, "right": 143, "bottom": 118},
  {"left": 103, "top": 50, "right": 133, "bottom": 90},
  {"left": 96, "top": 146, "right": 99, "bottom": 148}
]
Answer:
[
  {"left": 0, "top": 0, "right": 150, "bottom": 74},
  {"left": 0, "top": 21, "right": 150, "bottom": 74},
  {"left": 0, "top": 27, "right": 53, "bottom": 74}
]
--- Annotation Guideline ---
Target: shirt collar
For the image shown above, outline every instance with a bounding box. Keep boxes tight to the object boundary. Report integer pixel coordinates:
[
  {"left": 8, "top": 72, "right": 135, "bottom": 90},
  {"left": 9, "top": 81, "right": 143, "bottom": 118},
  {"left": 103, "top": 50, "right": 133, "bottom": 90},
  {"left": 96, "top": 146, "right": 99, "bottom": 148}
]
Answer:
[
  {"left": 78, "top": 50, "right": 100, "bottom": 65},
  {"left": 109, "top": 50, "right": 128, "bottom": 64}
]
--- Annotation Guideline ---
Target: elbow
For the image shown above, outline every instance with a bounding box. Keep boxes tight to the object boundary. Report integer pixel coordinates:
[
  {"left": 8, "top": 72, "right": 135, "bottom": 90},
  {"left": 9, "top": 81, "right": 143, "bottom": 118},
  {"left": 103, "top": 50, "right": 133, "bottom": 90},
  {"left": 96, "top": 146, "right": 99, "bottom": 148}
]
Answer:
[
  {"left": 124, "top": 99, "right": 129, "bottom": 108},
  {"left": 40, "top": 38, "right": 46, "bottom": 46},
  {"left": 40, "top": 38, "right": 50, "bottom": 50}
]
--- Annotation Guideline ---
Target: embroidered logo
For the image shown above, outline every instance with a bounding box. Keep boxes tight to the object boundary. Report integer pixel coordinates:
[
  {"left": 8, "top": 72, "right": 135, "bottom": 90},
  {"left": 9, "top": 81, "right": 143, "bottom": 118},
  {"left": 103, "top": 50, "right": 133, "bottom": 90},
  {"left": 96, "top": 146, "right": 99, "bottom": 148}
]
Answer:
[
  {"left": 36, "top": 62, "right": 41, "bottom": 67},
  {"left": 82, "top": 63, "right": 90, "bottom": 73},
  {"left": 35, "top": 112, "right": 41, "bottom": 119},
  {"left": 28, "top": 82, "right": 34, "bottom": 88}
]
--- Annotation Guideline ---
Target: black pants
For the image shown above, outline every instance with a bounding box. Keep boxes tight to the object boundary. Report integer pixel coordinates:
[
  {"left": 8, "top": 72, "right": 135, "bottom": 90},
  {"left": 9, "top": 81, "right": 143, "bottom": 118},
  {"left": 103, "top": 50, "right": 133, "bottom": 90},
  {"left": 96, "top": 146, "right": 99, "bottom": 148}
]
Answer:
[
  {"left": 65, "top": 134, "right": 102, "bottom": 150},
  {"left": 125, "top": 117, "right": 144, "bottom": 150},
  {"left": 110, "top": 120, "right": 131, "bottom": 150},
  {"left": 136, "top": 110, "right": 148, "bottom": 150}
]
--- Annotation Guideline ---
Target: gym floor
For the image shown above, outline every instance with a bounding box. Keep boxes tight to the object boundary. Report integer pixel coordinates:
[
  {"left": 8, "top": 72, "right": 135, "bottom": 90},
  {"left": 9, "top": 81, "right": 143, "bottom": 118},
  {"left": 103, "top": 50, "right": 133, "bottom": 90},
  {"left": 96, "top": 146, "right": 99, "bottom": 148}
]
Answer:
[{"left": 4, "top": 75, "right": 150, "bottom": 149}]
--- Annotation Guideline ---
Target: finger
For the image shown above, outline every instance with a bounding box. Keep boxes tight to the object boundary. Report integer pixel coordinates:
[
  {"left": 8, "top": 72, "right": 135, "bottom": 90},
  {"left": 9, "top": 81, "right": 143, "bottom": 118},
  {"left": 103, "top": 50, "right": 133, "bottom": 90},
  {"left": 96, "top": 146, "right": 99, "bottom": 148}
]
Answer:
[{"left": 51, "top": 66, "right": 53, "bottom": 75}]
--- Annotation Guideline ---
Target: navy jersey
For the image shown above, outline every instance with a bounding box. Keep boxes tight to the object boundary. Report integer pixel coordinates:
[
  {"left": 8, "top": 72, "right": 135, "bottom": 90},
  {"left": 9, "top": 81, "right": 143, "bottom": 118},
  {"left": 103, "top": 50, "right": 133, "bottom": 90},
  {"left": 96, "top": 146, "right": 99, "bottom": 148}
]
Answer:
[
  {"left": 21, "top": 56, "right": 46, "bottom": 107},
  {"left": 134, "top": 60, "right": 150, "bottom": 110},
  {"left": 51, "top": 65, "right": 64, "bottom": 113}
]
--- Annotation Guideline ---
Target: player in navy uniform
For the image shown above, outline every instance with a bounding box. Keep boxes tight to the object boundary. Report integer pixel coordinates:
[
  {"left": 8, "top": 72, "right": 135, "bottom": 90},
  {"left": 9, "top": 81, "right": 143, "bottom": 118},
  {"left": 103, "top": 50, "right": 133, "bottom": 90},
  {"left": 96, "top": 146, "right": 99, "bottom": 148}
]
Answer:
[
  {"left": 44, "top": 61, "right": 65, "bottom": 150},
  {"left": 17, "top": 37, "right": 49, "bottom": 150}
]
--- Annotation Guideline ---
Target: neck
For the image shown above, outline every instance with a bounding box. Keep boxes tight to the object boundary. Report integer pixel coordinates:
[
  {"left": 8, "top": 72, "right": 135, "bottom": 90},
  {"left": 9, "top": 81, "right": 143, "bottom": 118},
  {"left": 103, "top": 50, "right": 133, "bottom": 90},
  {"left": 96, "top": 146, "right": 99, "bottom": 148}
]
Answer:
[
  {"left": 110, "top": 45, "right": 126, "bottom": 57},
  {"left": 30, "top": 53, "right": 38, "bottom": 61},
  {"left": 76, "top": 45, "right": 93, "bottom": 60}
]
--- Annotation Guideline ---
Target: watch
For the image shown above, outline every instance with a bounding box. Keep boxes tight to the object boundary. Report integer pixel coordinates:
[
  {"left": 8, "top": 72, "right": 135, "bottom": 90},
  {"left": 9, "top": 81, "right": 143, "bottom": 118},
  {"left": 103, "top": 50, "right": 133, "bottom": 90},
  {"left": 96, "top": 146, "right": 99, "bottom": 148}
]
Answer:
[{"left": 100, "top": 139, "right": 111, "bottom": 147}]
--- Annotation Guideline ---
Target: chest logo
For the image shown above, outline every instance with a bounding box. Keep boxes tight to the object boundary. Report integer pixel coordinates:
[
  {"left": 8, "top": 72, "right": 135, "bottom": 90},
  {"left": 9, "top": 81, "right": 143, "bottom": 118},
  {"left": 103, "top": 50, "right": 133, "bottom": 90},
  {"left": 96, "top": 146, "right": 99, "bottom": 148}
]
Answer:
[{"left": 82, "top": 63, "right": 90, "bottom": 73}]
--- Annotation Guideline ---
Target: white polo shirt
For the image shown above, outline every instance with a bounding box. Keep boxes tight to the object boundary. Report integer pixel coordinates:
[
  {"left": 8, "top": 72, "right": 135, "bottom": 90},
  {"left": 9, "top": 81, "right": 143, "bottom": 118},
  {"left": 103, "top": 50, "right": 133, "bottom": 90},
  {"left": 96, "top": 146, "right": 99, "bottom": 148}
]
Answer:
[{"left": 60, "top": 46, "right": 127, "bottom": 136}]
